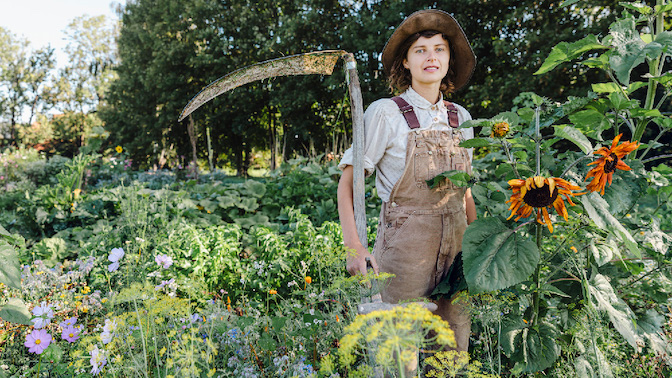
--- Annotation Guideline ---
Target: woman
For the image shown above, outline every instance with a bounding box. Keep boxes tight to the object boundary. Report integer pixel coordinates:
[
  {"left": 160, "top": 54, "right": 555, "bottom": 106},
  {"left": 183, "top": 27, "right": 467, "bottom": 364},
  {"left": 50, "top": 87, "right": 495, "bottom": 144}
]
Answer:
[{"left": 337, "top": 9, "right": 477, "bottom": 352}]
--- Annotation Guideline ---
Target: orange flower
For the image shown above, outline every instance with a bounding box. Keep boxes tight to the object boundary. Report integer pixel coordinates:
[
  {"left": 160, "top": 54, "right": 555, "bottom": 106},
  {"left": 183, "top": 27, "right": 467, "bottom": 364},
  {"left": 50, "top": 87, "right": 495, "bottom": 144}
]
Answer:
[
  {"left": 304, "top": 276, "right": 312, "bottom": 284},
  {"left": 506, "top": 176, "right": 582, "bottom": 233},
  {"left": 269, "top": 289, "right": 277, "bottom": 295},
  {"left": 491, "top": 121, "right": 510, "bottom": 138},
  {"left": 585, "top": 133, "right": 639, "bottom": 195}
]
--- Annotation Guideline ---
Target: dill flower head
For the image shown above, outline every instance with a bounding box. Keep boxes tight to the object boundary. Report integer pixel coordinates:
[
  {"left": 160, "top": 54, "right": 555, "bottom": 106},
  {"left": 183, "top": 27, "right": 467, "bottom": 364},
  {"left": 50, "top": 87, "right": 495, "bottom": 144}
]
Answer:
[
  {"left": 585, "top": 133, "right": 639, "bottom": 195},
  {"left": 506, "top": 176, "right": 582, "bottom": 232}
]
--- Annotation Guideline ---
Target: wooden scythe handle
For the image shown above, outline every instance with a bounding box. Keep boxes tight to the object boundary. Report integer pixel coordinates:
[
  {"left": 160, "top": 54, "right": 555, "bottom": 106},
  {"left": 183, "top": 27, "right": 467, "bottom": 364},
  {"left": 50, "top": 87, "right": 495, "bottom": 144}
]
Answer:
[{"left": 344, "top": 53, "right": 367, "bottom": 248}]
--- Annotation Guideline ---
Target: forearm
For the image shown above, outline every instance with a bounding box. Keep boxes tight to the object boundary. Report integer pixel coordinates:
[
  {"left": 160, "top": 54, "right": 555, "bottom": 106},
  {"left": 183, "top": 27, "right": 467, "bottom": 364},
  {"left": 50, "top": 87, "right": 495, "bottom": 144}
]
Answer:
[
  {"left": 337, "top": 165, "right": 364, "bottom": 250},
  {"left": 465, "top": 187, "right": 477, "bottom": 225}
]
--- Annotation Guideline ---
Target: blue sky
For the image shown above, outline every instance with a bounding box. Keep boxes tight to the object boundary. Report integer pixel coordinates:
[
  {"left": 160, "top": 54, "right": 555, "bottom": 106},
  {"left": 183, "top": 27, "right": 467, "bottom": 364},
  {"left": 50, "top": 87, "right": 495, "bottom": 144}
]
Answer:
[{"left": 0, "top": 0, "right": 126, "bottom": 66}]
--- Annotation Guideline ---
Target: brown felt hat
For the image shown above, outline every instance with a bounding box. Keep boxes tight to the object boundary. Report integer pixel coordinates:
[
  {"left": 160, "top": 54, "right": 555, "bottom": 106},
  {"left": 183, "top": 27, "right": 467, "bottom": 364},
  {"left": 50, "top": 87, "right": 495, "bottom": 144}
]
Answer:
[{"left": 382, "top": 9, "right": 476, "bottom": 91}]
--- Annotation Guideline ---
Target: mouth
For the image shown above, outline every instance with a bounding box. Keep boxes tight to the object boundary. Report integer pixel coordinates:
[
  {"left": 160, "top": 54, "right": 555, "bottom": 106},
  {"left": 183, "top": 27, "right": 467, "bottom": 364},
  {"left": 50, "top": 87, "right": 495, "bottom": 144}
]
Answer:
[{"left": 424, "top": 66, "right": 440, "bottom": 72}]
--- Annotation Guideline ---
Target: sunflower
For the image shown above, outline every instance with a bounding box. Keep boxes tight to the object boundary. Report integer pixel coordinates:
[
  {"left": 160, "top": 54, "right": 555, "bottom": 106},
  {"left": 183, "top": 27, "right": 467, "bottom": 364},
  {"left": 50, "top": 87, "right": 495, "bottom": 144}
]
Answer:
[
  {"left": 506, "top": 176, "right": 582, "bottom": 232},
  {"left": 115, "top": 145, "right": 123, "bottom": 153},
  {"left": 585, "top": 133, "right": 639, "bottom": 195},
  {"left": 491, "top": 121, "right": 510, "bottom": 138}
]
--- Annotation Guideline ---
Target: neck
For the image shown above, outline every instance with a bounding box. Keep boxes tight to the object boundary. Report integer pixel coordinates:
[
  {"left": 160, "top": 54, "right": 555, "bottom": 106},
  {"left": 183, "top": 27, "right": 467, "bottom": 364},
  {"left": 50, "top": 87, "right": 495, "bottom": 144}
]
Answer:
[{"left": 410, "top": 82, "right": 441, "bottom": 104}]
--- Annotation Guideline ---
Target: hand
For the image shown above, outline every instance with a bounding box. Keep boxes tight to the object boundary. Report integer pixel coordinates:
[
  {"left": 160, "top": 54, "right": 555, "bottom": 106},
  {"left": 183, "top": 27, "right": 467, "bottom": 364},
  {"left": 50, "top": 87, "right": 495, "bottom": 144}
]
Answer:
[{"left": 345, "top": 244, "right": 379, "bottom": 277}]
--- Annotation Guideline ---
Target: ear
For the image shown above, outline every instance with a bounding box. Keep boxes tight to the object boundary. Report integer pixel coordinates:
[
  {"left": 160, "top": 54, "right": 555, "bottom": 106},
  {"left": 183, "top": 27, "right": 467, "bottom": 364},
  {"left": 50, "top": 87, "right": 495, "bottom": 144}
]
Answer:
[{"left": 403, "top": 59, "right": 409, "bottom": 69}]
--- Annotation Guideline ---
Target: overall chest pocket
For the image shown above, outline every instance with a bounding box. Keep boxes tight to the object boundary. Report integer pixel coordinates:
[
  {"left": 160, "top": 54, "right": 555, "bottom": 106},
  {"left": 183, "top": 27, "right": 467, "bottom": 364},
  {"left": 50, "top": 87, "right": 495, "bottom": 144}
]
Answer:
[{"left": 413, "top": 147, "right": 451, "bottom": 189}]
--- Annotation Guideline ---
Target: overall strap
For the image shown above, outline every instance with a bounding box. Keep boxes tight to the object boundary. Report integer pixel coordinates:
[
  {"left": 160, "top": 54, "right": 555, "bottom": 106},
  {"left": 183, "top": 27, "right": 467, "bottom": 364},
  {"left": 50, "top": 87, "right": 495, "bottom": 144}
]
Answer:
[
  {"left": 443, "top": 100, "right": 459, "bottom": 129},
  {"left": 391, "top": 96, "right": 421, "bottom": 129}
]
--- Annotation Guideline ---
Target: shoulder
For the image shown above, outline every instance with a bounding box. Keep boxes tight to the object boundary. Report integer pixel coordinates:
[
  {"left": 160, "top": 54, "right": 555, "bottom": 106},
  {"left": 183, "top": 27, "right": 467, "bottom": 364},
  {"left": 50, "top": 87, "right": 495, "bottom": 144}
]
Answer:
[
  {"left": 446, "top": 101, "right": 472, "bottom": 121},
  {"left": 365, "top": 97, "right": 403, "bottom": 117}
]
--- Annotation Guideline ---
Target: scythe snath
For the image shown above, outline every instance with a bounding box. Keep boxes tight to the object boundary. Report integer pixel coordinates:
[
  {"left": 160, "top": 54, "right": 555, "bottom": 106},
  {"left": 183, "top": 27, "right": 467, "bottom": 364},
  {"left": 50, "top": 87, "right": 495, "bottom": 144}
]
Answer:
[{"left": 178, "top": 50, "right": 368, "bottom": 249}]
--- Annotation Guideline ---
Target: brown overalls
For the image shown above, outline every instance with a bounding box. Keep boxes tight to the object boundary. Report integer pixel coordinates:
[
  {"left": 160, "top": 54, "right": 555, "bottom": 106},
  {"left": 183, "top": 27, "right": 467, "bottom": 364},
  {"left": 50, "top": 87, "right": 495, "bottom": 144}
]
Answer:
[{"left": 373, "top": 97, "right": 471, "bottom": 352}]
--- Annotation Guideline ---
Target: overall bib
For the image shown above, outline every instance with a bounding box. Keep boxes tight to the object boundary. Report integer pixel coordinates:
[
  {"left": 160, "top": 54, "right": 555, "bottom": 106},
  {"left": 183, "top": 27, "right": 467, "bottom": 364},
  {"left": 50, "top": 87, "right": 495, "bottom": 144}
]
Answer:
[{"left": 373, "top": 98, "right": 471, "bottom": 352}]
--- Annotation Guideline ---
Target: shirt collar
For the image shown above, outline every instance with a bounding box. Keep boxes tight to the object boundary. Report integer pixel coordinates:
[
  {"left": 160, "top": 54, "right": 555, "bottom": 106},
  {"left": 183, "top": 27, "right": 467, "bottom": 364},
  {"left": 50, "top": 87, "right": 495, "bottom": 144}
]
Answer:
[{"left": 404, "top": 87, "right": 445, "bottom": 110}]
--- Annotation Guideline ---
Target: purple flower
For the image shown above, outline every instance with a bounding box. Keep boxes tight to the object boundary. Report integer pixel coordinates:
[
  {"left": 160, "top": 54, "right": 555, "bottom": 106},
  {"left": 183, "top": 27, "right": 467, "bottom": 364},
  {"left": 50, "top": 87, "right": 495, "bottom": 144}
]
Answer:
[
  {"left": 60, "top": 316, "right": 78, "bottom": 328},
  {"left": 107, "top": 262, "right": 119, "bottom": 272},
  {"left": 31, "top": 302, "right": 54, "bottom": 329},
  {"left": 108, "top": 248, "right": 124, "bottom": 263},
  {"left": 155, "top": 254, "right": 173, "bottom": 269},
  {"left": 24, "top": 329, "right": 52, "bottom": 354},
  {"left": 62, "top": 326, "right": 80, "bottom": 343},
  {"left": 90, "top": 345, "right": 107, "bottom": 375}
]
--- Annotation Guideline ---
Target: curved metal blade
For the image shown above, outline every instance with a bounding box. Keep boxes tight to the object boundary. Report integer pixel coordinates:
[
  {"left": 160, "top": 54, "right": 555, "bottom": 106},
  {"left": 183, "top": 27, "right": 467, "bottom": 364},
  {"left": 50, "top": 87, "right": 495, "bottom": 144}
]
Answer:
[{"left": 179, "top": 49, "right": 347, "bottom": 121}]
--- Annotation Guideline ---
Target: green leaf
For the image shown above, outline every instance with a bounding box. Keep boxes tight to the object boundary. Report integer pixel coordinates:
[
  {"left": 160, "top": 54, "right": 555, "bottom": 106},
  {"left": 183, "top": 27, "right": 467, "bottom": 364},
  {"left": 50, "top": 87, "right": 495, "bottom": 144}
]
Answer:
[
  {"left": 427, "top": 170, "right": 471, "bottom": 189},
  {"left": 541, "top": 283, "right": 570, "bottom": 298},
  {"left": 553, "top": 125, "right": 593, "bottom": 154},
  {"left": 631, "top": 108, "right": 663, "bottom": 118},
  {"left": 601, "top": 170, "right": 647, "bottom": 214},
  {"left": 535, "top": 35, "right": 607, "bottom": 75},
  {"left": 627, "top": 81, "right": 648, "bottom": 93},
  {"left": 42, "top": 342, "right": 64, "bottom": 363},
  {"left": 217, "top": 195, "right": 238, "bottom": 209},
  {"left": 608, "top": 18, "right": 661, "bottom": 85},
  {"left": 588, "top": 274, "right": 643, "bottom": 350},
  {"left": 234, "top": 213, "right": 270, "bottom": 229},
  {"left": 459, "top": 138, "right": 493, "bottom": 148},
  {"left": 258, "top": 333, "right": 277, "bottom": 351},
  {"left": 560, "top": 0, "right": 580, "bottom": 7},
  {"left": 0, "top": 298, "right": 31, "bottom": 325},
  {"left": 620, "top": 2, "right": 653, "bottom": 15},
  {"left": 568, "top": 109, "right": 611, "bottom": 140},
  {"left": 655, "top": 3, "right": 672, "bottom": 15},
  {"left": 580, "top": 193, "right": 639, "bottom": 256},
  {"left": 504, "top": 321, "right": 561, "bottom": 373},
  {"left": 462, "top": 218, "right": 540, "bottom": 293},
  {"left": 590, "top": 239, "right": 615, "bottom": 266},
  {"left": 242, "top": 180, "right": 267, "bottom": 198},
  {"left": 0, "top": 241, "right": 21, "bottom": 289},
  {"left": 591, "top": 82, "right": 621, "bottom": 93},
  {"left": 236, "top": 197, "right": 259, "bottom": 212},
  {"left": 637, "top": 309, "right": 669, "bottom": 356}
]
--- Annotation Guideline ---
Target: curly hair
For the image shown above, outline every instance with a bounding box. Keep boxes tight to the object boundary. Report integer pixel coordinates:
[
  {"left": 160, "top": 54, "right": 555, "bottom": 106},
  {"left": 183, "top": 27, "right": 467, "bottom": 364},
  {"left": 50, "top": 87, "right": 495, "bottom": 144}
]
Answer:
[{"left": 387, "top": 30, "right": 456, "bottom": 95}]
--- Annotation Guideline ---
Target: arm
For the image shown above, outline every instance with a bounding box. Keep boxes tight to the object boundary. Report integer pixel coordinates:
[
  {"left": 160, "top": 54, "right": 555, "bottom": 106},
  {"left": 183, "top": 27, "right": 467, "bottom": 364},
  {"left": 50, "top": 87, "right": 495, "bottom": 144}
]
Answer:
[
  {"left": 465, "top": 187, "right": 477, "bottom": 225},
  {"left": 337, "top": 165, "right": 379, "bottom": 276}
]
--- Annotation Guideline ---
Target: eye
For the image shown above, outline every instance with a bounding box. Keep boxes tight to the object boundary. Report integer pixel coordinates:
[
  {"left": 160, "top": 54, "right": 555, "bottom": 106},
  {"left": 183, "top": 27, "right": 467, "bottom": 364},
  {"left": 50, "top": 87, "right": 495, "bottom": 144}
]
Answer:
[{"left": 415, "top": 48, "right": 425, "bottom": 54}]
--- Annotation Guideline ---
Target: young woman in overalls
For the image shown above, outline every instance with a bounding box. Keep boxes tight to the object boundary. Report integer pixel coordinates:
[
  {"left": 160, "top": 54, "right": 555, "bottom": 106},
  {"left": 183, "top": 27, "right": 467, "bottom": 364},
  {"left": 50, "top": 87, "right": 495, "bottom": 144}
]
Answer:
[{"left": 337, "top": 9, "right": 477, "bottom": 352}]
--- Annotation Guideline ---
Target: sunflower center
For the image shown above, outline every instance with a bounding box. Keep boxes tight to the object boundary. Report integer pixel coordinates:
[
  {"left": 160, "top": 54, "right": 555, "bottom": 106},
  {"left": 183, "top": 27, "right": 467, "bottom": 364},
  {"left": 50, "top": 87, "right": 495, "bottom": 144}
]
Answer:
[
  {"left": 604, "top": 153, "right": 619, "bottom": 173},
  {"left": 523, "top": 185, "right": 559, "bottom": 208}
]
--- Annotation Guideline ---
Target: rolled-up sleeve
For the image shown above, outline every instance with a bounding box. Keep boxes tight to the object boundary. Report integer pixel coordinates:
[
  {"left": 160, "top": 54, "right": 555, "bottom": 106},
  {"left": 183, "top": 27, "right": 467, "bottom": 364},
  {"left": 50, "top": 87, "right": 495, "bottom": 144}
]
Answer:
[{"left": 338, "top": 99, "right": 393, "bottom": 177}]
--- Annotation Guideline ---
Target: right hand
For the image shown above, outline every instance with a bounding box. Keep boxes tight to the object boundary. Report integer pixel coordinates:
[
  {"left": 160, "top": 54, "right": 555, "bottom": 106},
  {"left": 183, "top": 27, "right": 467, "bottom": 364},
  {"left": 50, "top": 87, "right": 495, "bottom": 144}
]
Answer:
[{"left": 345, "top": 244, "right": 379, "bottom": 277}]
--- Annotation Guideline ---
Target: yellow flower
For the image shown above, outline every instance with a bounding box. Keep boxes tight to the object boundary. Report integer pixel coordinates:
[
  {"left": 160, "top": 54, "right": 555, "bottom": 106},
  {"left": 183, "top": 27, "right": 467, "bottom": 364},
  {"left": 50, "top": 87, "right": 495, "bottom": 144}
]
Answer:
[
  {"left": 585, "top": 133, "right": 639, "bottom": 195},
  {"left": 115, "top": 145, "right": 123, "bottom": 153},
  {"left": 570, "top": 246, "right": 578, "bottom": 253},
  {"left": 81, "top": 286, "right": 91, "bottom": 294},
  {"left": 73, "top": 188, "right": 82, "bottom": 198},
  {"left": 305, "top": 276, "right": 312, "bottom": 284},
  {"left": 269, "top": 289, "right": 277, "bottom": 295},
  {"left": 491, "top": 121, "right": 510, "bottom": 138},
  {"left": 506, "top": 176, "right": 582, "bottom": 232}
]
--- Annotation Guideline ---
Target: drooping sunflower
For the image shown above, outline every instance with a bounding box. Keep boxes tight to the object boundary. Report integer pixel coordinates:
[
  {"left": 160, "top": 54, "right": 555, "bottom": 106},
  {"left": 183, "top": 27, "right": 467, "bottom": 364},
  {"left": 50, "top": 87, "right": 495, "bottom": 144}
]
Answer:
[
  {"left": 585, "top": 133, "right": 639, "bottom": 195},
  {"left": 491, "top": 121, "right": 510, "bottom": 138},
  {"left": 506, "top": 176, "right": 582, "bottom": 232}
]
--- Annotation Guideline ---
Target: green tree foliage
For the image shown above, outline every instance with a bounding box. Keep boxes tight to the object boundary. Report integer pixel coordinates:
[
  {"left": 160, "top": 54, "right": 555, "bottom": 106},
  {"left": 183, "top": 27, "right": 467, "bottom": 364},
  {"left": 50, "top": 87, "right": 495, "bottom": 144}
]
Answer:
[{"left": 103, "top": 0, "right": 622, "bottom": 171}]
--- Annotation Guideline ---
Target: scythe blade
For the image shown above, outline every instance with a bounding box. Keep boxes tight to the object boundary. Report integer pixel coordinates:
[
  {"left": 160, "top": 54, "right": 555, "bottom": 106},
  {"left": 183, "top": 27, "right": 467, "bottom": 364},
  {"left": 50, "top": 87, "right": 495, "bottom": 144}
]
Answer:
[{"left": 178, "top": 49, "right": 347, "bottom": 121}]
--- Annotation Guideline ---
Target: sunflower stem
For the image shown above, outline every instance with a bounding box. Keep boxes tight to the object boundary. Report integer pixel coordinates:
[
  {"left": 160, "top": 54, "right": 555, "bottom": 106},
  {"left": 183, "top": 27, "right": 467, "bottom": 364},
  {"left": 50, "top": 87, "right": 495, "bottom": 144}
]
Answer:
[
  {"left": 531, "top": 224, "right": 542, "bottom": 328},
  {"left": 535, "top": 107, "right": 541, "bottom": 176},
  {"left": 560, "top": 155, "right": 594, "bottom": 179},
  {"left": 501, "top": 140, "right": 522, "bottom": 179}
]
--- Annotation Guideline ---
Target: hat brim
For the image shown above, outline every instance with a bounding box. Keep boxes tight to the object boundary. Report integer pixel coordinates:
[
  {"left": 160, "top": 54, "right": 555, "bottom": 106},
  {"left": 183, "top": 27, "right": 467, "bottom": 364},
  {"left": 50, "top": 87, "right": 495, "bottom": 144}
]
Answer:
[{"left": 381, "top": 9, "right": 476, "bottom": 92}]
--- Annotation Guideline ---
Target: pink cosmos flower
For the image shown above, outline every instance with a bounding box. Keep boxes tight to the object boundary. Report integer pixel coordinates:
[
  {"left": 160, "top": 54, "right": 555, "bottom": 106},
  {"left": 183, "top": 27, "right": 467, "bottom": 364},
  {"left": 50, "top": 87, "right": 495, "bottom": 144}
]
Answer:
[
  {"left": 90, "top": 345, "right": 107, "bottom": 375},
  {"left": 59, "top": 316, "right": 78, "bottom": 328},
  {"left": 154, "top": 254, "right": 173, "bottom": 269},
  {"left": 24, "top": 329, "right": 52, "bottom": 354},
  {"left": 31, "top": 302, "right": 54, "bottom": 329},
  {"left": 61, "top": 326, "right": 81, "bottom": 343}
]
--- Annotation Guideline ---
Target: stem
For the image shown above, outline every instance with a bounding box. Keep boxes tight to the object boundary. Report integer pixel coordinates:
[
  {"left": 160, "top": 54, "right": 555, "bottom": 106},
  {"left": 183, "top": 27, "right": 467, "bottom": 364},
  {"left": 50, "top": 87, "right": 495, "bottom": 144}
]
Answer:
[
  {"left": 501, "top": 140, "right": 522, "bottom": 179},
  {"left": 637, "top": 128, "right": 665, "bottom": 160},
  {"left": 36, "top": 354, "right": 41, "bottom": 378},
  {"left": 560, "top": 155, "right": 594, "bottom": 178},
  {"left": 132, "top": 298, "right": 150, "bottom": 377},
  {"left": 642, "top": 153, "right": 672, "bottom": 164},
  {"left": 535, "top": 107, "right": 541, "bottom": 176},
  {"left": 531, "top": 224, "right": 542, "bottom": 328}
]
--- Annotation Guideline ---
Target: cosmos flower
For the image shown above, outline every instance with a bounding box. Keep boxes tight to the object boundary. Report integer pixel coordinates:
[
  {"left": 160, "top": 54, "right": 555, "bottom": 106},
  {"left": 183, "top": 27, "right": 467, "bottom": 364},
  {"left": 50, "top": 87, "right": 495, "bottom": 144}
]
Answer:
[
  {"left": 59, "top": 316, "right": 78, "bottom": 328},
  {"left": 31, "top": 302, "right": 54, "bottom": 329},
  {"left": 506, "top": 176, "right": 582, "bottom": 232},
  {"left": 585, "top": 133, "right": 639, "bottom": 195},
  {"left": 155, "top": 254, "right": 173, "bottom": 269},
  {"left": 62, "top": 326, "right": 81, "bottom": 343},
  {"left": 108, "top": 248, "right": 125, "bottom": 272},
  {"left": 24, "top": 329, "right": 52, "bottom": 354},
  {"left": 90, "top": 345, "right": 107, "bottom": 375}
]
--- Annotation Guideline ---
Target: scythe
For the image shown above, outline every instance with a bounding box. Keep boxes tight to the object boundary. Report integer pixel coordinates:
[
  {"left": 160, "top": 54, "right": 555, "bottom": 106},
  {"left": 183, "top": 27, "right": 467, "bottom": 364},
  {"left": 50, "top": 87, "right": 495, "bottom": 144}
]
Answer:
[{"left": 178, "top": 50, "right": 368, "bottom": 250}]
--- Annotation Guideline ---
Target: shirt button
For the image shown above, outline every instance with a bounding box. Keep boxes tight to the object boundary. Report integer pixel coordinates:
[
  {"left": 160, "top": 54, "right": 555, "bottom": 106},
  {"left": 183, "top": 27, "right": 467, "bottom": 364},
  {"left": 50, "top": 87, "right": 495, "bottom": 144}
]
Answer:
[
  {"left": 428, "top": 151, "right": 433, "bottom": 155},
  {"left": 433, "top": 117, "right": 439, "bottom": 123}
]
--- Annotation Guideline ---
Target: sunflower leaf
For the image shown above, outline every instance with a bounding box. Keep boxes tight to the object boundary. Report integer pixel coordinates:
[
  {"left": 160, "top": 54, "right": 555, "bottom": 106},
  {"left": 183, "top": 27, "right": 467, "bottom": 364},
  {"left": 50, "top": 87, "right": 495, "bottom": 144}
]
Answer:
[
  {"left": 554, "top": 125, "right": 593, "bottom": 154},
  {"left": 503, "top": 320, "right": 561, "bottom": 373},
  {"left": 535, "top": 34, "right": 607, "bottom": 75},
  {"left": 427, "top": 170, "right": 472, "bottom": 188},
  {"left": 462, "top": 217, "right": 540, "bottom": 293},
  {"left": 580, "top": 193, "right": 639, "bottom": 257}
]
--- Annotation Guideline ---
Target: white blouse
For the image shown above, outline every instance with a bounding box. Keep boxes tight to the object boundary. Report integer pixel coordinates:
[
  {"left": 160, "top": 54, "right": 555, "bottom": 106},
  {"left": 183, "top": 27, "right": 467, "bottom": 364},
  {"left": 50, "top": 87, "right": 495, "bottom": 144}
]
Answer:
[{"left": 339, "top": 87, "right": 473, "bottom": 202}]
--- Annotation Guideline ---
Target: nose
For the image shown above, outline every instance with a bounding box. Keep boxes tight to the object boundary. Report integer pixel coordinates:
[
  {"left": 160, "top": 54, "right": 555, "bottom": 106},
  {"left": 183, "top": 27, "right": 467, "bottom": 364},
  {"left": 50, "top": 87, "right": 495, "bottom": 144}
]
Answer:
[{"left": 427, "top": 51, "right": 437, "bottom": 61}]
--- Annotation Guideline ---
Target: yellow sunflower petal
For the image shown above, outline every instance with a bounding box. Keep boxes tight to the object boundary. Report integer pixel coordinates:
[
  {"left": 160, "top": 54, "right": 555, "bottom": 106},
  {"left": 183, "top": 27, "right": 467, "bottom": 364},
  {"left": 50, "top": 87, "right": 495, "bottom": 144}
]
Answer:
[
  {"left": 534, "top": 176, "right": 545, "bottom": 189},
  {"left": 547, "top": 177, "right": 556, "bottom": 197}
]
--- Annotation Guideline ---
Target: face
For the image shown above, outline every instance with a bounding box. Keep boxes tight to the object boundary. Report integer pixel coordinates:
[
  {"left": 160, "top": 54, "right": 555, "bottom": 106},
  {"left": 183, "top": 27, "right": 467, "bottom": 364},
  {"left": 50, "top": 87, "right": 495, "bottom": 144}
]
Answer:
[{"left": 403, "top": 34, "right": 450, "bottom": 88}]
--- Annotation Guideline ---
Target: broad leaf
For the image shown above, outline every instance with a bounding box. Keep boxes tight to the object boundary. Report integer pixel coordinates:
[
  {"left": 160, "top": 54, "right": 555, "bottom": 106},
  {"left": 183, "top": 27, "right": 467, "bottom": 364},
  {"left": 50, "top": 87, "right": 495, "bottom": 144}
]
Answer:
[
  {"left": 503, "top": 320, "right": 561, "bottom": 373},
  {"left": 459, "top": 138, "right": 493, "bottom": 148},
  {"left": 608, "top": 18, "right": 661, "bottom": 85},
  {"left": 0, "top": 298, "right": 31, "bottom": 325},
  {"left": 462, "top": 218, "right": 540, "bottom": 293},
  {"left": 589, "top": 274, "right": 643, "bottom": 350},
  {"left": 590, "top": 239, "right": 616, "bottom": 266},
  {"left": 568, "top": 109, "right": 611, "bottom": 139},
  {"left": 0, "top": 242, "right": 21, "bottom": 289},
  {"left": 535, "top": 35, "right": 607, "bottom": 75},
  {"left": 591, "top": 83, "right": 621, "bottom": 93},
  {"left": 554, "top": 125, "right": 593, "bottom": 154},
  {"left": 580, "top": 193, "right": 639, "bottom": 256},
  {"left": 236, "top": 197, "right": 259, "bottom": 212},
  {"left": 242, "top": 180, "right": 267, "bottom": 198},
  {"left": 637, "top": 309, "right": 671, "bottom": 357},
  {"left": 601, "top": 170, "right": 647, "bottom": 214},
  {"left": 427, "top": 170, "right": 471, "bottom": 189}
]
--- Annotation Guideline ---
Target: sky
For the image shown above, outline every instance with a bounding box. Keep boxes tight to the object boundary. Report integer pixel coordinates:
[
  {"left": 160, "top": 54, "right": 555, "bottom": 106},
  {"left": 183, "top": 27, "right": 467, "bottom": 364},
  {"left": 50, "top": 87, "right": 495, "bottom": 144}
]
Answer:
[{"left": 0, "top": 0, "right": 126, "bottom": 67}]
